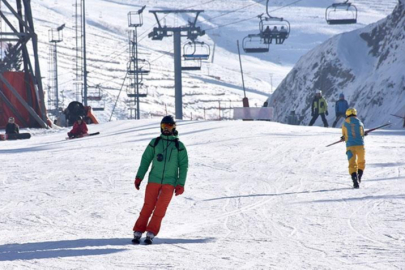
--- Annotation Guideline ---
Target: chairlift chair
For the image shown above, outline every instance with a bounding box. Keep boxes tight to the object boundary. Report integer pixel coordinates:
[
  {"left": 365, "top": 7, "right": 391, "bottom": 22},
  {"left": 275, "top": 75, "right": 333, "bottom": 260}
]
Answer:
[
  {"left": 182, "top": 58, "right": 202, "bottom": 71},
  {"left": 127, "top": 58, "right": 151, "bottom": 76},
  {"left": 126, "top": 80, "right": 147, "bottom": 98},
  {"left": 242, "top": 34, "right": 269, "bottom": 53},
  {"left": 183, "top": 41, "right": 210, "bottom": 61},
  {"left": 325, "top": 1, "right": 357, "bottom": 25},
  {"left": 87, "top": 86, "right": 105, "bottom": 111},
  {"left": 259, "top": 15, "right": 290, "bottom": 45}
]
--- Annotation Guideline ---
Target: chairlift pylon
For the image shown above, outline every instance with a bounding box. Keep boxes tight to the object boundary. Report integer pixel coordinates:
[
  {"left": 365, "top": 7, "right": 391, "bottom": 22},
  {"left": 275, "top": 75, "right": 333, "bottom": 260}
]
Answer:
[{"left": 325, "top": 0, "right": 357, "bottom": 25}]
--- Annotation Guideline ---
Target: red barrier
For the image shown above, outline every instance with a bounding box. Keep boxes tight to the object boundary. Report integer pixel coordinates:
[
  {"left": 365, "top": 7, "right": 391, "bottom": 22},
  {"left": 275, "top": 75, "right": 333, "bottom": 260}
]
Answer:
[{"left": 0, "top": 71, "right": 44, "bottom": 128}]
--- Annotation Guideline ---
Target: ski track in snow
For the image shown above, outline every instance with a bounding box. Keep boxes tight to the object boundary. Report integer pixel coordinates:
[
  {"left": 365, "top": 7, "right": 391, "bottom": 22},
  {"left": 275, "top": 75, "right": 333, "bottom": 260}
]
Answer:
[{"left": 1, "top": 120, "right": 404, "bottom": 269}]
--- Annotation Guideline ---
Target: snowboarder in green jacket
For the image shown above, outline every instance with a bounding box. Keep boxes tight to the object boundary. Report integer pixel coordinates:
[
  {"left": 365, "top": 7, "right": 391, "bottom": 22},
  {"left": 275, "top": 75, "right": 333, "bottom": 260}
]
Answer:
[{"left": 132, "top": 115, "right": 188, "bottom": 244}]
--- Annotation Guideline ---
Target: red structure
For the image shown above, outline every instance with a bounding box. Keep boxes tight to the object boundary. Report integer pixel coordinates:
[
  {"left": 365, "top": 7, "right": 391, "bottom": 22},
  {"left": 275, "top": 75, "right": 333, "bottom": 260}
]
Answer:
[{"left": 0, "top": 71, "right": 45, "bottom": 128}]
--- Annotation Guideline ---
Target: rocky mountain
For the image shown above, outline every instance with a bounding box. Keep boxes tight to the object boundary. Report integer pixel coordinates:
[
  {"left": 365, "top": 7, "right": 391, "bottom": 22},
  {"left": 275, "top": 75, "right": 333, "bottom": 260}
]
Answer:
[{"left": 268, "top": 0, "right": 405, "bottom": 128}]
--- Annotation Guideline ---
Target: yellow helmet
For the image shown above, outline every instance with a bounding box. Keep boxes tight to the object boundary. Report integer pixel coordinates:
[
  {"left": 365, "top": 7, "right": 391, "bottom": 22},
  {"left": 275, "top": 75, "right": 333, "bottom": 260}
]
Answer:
[{"left": 346, "top": 108, "right": 357, "bottom": 117}]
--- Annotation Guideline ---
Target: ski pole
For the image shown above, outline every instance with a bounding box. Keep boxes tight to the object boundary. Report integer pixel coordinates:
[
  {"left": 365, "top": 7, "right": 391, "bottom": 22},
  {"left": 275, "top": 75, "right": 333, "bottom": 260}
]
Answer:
[
  {"left": 364, "top": 122, "right": 391, "bottom": 135},
  {"left": 326, "top": 122, "right": 391, "bottom": 147}
]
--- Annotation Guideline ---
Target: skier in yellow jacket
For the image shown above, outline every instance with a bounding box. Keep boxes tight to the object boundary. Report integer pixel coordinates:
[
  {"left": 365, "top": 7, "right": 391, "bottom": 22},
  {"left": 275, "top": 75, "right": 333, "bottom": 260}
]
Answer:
[
  {"left": 309, "top": 90, "right": 329, "bottom": 127},
  {"left": 341, "top": 108, "right": 365, "bottom": 188}
]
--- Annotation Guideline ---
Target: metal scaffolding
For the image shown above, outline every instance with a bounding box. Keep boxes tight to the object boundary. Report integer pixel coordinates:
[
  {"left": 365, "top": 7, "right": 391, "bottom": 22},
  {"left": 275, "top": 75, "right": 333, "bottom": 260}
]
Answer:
[
  {"left": 0, "top": 0, "right": 48, "bottom": 128},
  {"left": 73, "top": 0, "right": 84, "bottom": 102},
  {"left": 127, "top": 6, "right": 148, "bottom": 120},
  {"left": 47, "top": 24, "right": 64, "bottom": 115}
]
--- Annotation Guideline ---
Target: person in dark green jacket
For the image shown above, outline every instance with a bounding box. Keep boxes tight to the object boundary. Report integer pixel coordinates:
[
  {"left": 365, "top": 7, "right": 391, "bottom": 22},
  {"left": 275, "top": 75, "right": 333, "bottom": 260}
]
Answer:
[{"left": 132, "top": 115, "right": 188, "bottom": 244}]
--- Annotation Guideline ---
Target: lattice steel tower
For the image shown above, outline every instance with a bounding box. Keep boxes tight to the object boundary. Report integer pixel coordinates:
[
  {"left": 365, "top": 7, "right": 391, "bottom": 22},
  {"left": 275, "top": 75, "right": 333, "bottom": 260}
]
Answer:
[
  {"left": 127, "top": 6, "right": 149, "bottom": 120},
  {"left": 47, "top": 24, "right": 64, "bottom": 115},
  {"left": 0, "top": 0, "right": 48, "bottom": 128}
]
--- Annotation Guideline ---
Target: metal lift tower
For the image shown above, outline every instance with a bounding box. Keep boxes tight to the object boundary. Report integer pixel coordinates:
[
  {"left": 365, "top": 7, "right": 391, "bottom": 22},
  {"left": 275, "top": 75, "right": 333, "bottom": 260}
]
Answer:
[
  {"left": 0, "top": 0, "right": 48, "bottom": 128},
  {"left": 127, "top": 6, "right": 148, "bottom": 120},
  {"left": 148, "top": 10, "right": 205, "bottom": 120},
  {"left": 73, "top": 0, "right": 88, "bottom": 105},
  {"left": 47, "top": 24, "right": 64, "bottom": 116}
]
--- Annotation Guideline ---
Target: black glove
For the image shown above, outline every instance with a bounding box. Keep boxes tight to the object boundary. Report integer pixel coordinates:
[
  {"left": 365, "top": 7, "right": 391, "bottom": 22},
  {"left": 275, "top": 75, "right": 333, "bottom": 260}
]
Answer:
[
  {"left": 340, "top": 136, "right": 345, "bottom": 141},
  {"left": 325, "top": 111, "right": 329, "bottom": 116}
]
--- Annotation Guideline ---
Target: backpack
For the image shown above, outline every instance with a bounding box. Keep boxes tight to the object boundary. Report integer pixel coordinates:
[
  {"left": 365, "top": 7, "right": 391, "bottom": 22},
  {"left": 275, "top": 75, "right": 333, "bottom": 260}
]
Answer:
[{"left": 152, "top": 136, "right": 180, "bottom": 151}]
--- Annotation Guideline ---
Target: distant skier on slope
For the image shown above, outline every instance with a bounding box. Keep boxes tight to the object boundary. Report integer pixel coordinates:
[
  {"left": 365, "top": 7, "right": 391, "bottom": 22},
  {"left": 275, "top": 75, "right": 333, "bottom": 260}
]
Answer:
[
  {"left": 309, "top": 90, "right": 329, "bottom": 127},
  {"left": 67, "top": 116, "right": 88, "bottom": 139},
  {"left": 132, "top": 115, "right": 189, "bottom": 245},
  {"left": 332, "top": 93, "right": 349, "bottom": 128},
  {"left": 6, "top": 117, "right": 19, "bottom": 134},
  {"left": 341, "top": 108, "right": 365, "bottom": 188}
]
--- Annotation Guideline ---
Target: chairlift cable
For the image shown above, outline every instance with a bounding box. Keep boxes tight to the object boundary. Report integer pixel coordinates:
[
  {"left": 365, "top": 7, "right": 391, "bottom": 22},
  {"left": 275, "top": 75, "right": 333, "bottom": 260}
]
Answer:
[
  {"left": 87, "top": 1, "right": 217, "bottom": 73},
  {"left": 205, "top": 0, "right": 303, "bottom": 31},
  {"left": 206, "top": 0, "right": 266, "bottom": 22},
  {"left": 137, "top": 0, "right": 218, "bottom": 43},
  {"left": 96, "top": 0, "right": 218, "bottom": 70},
  {"left": 109, "top": 71, "right": 129, "bottom": 122}
]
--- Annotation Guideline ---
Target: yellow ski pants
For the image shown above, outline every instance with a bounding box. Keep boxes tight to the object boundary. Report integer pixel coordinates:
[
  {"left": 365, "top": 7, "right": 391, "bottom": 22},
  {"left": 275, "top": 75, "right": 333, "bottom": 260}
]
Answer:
[{"left": 346, "top": 146, "right": 365, "bottom": 175}]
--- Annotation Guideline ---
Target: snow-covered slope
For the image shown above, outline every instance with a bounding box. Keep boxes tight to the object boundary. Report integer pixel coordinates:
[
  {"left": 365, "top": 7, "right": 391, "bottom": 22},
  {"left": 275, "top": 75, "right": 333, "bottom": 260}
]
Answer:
[
  {"left": 1, "top": 0, "right": 397, "bottom": 122},
  {"left": 0, "top": 120, "right": 404, "bottom": 269},
  {"left": 269, "top": 1, "right": 405, "bottom": 128}
]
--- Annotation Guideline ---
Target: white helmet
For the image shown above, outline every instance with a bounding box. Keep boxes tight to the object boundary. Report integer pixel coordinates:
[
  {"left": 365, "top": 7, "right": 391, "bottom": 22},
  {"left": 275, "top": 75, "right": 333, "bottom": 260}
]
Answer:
[{"left": 316, "top": 90, "right": 322, "bottom": 95}]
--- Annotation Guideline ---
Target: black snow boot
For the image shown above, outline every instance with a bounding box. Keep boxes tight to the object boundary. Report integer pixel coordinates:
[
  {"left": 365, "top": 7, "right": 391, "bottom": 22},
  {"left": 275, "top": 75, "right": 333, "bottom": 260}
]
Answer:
[
  {"left": 132, "top": 231, "right": 142, "bottom": 245},
  {"left": 144, "top": 232, "right": 155, "bottom": 245},
  {"left": 358, "top": 170, "right": 363, "bottom": 183},
  {"left": 351, "top": 173, "right": 359, "bottom": 189}
]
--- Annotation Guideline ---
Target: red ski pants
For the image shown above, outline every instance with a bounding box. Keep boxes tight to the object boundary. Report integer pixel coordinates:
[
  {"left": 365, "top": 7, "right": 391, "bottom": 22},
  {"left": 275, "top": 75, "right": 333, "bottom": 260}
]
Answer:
[{"left": 133, "top": 183, "right": 174, "bottom": 236}]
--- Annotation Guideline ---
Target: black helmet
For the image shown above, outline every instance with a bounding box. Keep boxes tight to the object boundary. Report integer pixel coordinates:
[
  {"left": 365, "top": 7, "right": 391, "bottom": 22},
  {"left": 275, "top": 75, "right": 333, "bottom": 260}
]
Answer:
[
  {"left": 161, "top": 115, "right": 175, "bottom": 125},
  {"left": 76, "top": 116, "right": 83, "bottom": 121},
  {"left": 160, "top": 115, "right": 177, "bottom": 135}
]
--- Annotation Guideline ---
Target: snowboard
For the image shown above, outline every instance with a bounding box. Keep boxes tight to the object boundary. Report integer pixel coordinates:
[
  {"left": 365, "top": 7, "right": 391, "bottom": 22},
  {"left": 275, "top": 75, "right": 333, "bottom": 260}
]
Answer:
[
  {"left": 0, "top": 133, "right": 31, "bottom": 141},
  {"left": 66, "top": 132, "right": 100, "bottom": 140}
]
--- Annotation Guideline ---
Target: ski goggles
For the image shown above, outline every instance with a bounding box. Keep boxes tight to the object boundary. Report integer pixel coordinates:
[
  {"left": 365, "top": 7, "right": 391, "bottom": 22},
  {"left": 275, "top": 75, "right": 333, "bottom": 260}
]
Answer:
[{"left": 161, "top": 123, "right": 175, "bottom": 130}]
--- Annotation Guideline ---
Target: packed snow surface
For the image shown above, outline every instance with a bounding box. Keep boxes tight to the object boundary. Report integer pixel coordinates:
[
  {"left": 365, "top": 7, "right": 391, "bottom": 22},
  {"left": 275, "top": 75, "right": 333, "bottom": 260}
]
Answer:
[{"left": 0, "top": 120, "right": 404, "bottom": 269}]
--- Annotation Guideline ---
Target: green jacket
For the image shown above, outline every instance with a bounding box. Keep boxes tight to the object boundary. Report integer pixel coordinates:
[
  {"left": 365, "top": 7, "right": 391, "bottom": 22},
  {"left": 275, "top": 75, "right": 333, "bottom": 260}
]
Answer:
[{"left": 136, "top": 134, "right": 188, "bottom": 187}]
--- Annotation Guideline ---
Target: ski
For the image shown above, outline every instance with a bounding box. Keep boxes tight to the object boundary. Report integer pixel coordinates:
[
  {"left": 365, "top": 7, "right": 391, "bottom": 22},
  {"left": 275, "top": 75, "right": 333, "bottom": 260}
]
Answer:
[{"left": 326, "top": 123, "right": 391, "bottom": 147}]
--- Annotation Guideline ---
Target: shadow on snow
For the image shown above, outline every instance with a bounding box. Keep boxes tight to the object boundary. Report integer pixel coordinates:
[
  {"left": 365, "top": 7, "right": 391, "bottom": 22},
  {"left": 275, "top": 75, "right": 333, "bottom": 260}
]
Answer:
[
  {"left": 0, "top": 238, "right": 129, "bottom": 261},
  {"left": 0, "top": 237, "right": 216, "bottom": 261}
]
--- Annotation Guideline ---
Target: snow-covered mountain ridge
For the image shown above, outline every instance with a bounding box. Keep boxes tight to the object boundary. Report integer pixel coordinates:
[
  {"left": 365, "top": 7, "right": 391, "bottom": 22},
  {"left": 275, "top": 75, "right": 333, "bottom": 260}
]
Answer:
[{"left": 269, "top": 1, "right": 405, "bottom": 128}]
